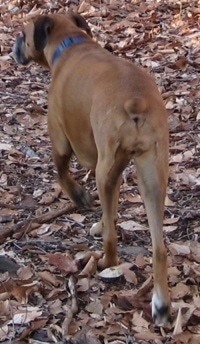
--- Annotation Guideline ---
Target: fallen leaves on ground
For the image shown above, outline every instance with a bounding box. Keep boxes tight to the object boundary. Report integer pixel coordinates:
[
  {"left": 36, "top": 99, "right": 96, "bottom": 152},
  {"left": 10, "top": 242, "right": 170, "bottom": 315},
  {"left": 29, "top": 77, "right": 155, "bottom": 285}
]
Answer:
[{"left": 0, "top": 0, "right": 200, "bottom": 343}]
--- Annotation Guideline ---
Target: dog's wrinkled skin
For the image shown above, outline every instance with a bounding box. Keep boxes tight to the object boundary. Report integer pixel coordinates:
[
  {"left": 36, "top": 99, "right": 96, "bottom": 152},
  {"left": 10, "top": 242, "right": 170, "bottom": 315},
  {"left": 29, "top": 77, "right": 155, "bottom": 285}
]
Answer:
[{"left": 13, "top": 12, "right": 170, "bottom": 324}]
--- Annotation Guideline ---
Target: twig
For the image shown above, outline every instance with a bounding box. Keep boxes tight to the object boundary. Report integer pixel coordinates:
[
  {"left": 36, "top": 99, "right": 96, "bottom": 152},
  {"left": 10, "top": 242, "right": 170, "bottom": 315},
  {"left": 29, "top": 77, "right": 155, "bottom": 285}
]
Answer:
[
  {"left": 62, "top": 276, "right": 79, "bottom": 336},
  {"left": 32, "top": 191, "right": 98, "bottom": 226},
  {"left": 0, "top": 202, "right": 36, "bottom": 211},
  {"left": 0, "top": 191, "right": 99, "bottom": 243}
]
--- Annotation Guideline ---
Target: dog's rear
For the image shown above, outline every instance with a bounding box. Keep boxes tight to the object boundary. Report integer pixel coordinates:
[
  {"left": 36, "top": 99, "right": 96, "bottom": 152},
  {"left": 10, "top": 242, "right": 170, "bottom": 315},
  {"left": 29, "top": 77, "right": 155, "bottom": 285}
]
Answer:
[
  {"left": 13, "top": 12, "right": 170, "bottom": 324},
  {"left": 89, "top": 61, "right": 170, "bottom": 324}
]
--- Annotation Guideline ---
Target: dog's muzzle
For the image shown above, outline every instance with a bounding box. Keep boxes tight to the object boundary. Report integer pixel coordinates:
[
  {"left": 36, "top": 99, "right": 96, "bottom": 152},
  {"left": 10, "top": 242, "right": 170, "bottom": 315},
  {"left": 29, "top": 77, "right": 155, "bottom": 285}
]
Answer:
[{"left": 12, "top": 33, "right": 30, "bottom": 65}]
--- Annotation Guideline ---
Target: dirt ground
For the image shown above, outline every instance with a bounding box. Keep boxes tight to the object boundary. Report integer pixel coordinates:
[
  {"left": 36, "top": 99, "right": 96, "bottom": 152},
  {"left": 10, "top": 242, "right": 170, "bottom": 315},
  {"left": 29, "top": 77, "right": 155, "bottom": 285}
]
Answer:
[{"left": 0, "top": 0, "right": 200, "bottom": 343}]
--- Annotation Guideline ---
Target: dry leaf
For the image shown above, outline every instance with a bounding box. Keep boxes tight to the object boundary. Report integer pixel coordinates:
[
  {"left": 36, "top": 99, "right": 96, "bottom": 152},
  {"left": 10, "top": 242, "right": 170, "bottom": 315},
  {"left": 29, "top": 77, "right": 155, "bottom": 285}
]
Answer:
[
  {"left": 46, "top": 253, "right": 78, "bottom": 273},
  {"left": 171, "top": 283, "right": 190, "bottom": 300},
  {"left": 8, "top": 307, "right": 42, "bottom": 324},
  {"left": 118, "top": 220, "right": 148, "bottom": 231},
  {"left": 79, "top": 255, "right": 97, "bottom": 276},
  {"left": 37, "top": 270, "right": 60, "bottom": 287},
  {"left": 69, "top": 213, "right": 86, "bottom": 223},
  {"left": 173, "top": 307, "right": 183, "bottom": 335},
  {"left": 169, "top": 243, "right": 190, "bottom": 256},
  {"left": 85, "top": 300, "right": 103, "bottom": 316}
]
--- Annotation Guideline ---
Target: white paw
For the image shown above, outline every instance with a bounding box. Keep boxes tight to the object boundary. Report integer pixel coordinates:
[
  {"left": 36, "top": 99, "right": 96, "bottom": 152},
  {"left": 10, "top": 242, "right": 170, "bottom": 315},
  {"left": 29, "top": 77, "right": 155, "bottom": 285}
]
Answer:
[
  {"left": 152, "top": 291, "right": 171, "bottom": 325},
  {"left": 90, "top": 221, "right": 103, "bottom": 237}
]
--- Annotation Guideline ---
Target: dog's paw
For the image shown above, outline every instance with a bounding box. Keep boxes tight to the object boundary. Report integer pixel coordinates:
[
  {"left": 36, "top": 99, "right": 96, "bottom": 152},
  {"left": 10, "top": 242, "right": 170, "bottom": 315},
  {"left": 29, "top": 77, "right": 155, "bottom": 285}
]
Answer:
[
  {"left": 73, "top": 188, "right": 93, "bottom": 208},
  {"left": 152, "top": 292, "right": 171, "bottom": 325},
  {"left": 90, "top": 221, "right": 103, "bottom": 237},
  {"left": 98, "top": 255, "right": 119, "bottom": 270}
]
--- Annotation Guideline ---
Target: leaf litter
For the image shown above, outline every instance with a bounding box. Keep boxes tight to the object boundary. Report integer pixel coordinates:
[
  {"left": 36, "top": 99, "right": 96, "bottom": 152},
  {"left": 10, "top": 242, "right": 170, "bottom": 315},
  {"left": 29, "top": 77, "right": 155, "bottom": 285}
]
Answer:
[{"left": 0, "top": 0, "right": 200, "bottom": 343}]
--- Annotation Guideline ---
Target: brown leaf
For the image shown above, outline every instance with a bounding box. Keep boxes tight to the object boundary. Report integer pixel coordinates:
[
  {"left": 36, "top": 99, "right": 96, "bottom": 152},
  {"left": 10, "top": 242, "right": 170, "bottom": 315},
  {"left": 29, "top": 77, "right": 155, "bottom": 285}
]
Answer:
[
  {"left": 85, "top": 300, "right": 103, "bottom": 316},
  {"left": 171, "top": 283, "right": 190, "bottom": 300},
  {"left": 46, "top": 253, "right": 78, "bottom": 273},
  {"left": 37, "top": 270, "right": 60, "bottom": 287},
  {"left": 8, "top": 307, "right": 42, "bottom": 324},
  {"left": 120, "top": 263, "right": 137, "bottom": 284}
]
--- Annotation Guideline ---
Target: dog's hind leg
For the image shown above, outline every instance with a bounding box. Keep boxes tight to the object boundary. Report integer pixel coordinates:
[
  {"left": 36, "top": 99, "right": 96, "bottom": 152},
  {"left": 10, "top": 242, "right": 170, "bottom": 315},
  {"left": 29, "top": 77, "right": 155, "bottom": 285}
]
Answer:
[
  {"left": 134, "top": 143, "right": 171, "bottom": 325},
  {"left": 94, "top": 150, "right": 129, "bottom": 268},
  {"left": 48, "top": 120, "right": 92, "bottom": 208},
  {"left": 90, "top": 175, "right": 122, "bottom": 237}
]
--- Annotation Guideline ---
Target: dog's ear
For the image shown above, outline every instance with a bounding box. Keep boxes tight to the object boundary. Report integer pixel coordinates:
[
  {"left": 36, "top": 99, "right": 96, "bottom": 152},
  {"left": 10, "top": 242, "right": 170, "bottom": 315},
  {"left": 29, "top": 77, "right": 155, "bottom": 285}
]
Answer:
[
  {"left": 69, "top": 12, "right": 92, "bottom": 37},
  {"left": 34, "top": 16, "right": 54, "bottom": 51}
]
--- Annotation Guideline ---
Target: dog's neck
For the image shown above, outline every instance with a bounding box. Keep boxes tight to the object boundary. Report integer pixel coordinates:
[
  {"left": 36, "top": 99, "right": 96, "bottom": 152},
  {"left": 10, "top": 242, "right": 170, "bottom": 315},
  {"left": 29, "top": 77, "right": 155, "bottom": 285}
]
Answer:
[{"left": 51, "top": 36, "right": 86, "bottom": 65}]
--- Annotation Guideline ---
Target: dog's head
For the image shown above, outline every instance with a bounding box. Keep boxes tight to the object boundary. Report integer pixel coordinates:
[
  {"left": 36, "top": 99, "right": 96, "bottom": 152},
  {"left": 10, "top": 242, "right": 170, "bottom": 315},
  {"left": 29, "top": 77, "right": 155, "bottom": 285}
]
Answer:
[{"left": 13, "top": 12, "right": 92, "bottom": 68}]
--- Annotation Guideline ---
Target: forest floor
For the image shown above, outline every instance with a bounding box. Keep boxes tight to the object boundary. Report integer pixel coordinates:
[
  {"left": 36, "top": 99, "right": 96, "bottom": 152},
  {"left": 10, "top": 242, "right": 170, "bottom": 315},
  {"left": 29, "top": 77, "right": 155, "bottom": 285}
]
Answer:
[{"left": 0, "top": 0, "right": 200, "bottom": 343}]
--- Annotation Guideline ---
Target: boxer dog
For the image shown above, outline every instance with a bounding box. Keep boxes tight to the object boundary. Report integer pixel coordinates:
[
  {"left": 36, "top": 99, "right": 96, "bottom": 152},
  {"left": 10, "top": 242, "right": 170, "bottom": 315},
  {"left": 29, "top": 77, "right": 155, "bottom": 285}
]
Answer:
[{"left": 13, "top": 12, "right": 170, "bottom": 324}]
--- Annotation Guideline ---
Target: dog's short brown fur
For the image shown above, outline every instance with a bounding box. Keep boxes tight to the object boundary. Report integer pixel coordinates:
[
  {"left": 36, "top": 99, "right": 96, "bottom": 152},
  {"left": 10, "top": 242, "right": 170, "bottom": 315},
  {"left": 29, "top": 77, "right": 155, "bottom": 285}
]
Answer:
[{"left": 13, "top": 12, "right": 170, "bottom": 324}]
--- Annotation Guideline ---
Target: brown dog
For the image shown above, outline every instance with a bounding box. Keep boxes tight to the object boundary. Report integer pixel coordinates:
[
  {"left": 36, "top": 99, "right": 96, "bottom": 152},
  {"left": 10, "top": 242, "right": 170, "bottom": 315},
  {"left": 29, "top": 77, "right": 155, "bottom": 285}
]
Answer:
[{"left": 13, "top": 12, "right": 170, "bottom": 324}]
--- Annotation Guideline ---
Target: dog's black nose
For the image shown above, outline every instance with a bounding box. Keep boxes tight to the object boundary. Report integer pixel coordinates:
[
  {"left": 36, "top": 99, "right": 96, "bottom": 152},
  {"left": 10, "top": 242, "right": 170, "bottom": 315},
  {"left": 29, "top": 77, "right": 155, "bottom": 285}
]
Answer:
[
  {"left": 12, "top": 34, "right": 24, "bottom": 62},
  {"left": 12, "top": 33, "right": 30, "bottom": 65}
]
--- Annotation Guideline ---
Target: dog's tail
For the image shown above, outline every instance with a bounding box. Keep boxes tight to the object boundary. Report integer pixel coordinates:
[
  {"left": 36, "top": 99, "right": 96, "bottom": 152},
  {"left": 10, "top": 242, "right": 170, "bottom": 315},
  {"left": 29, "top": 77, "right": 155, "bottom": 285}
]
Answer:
[
  {"left": 124, "top": 97, "right": 147, "bottom": 123},
  {"left": 119, "top": 97, "right": 151, "bottom": 156}
]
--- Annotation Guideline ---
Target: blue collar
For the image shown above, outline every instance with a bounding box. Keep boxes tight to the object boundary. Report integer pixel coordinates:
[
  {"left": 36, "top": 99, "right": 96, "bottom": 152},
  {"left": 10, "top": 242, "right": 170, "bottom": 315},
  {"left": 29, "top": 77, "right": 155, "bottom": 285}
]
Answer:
[{"left": 52, "top": 36, "right": 86, "bottom": 65}]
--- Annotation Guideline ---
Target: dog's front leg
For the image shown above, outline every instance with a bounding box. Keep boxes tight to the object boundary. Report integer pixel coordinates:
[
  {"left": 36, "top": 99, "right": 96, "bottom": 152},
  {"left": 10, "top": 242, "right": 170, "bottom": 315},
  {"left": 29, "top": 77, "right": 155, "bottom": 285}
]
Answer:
[
  {"left": 134, "top": 146, "right": 171, "bottom": 325},
  {"left": 54, "top": 150, "right": 92, "bottom": 208},
  {"left": 48, "top": 118, "right": 93, "bottom": 208}
]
